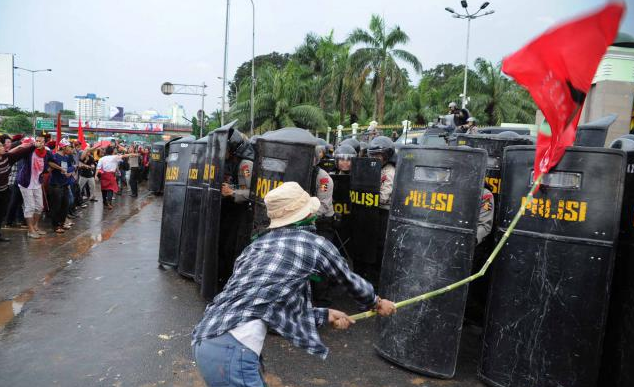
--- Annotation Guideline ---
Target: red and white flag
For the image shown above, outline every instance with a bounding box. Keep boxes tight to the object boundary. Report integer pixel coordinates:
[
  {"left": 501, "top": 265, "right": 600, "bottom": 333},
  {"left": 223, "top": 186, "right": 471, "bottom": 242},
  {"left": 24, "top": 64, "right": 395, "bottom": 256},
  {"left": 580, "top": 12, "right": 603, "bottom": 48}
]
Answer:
[{"left": 502, "top": 2, "right": 625, "bottom": 184}]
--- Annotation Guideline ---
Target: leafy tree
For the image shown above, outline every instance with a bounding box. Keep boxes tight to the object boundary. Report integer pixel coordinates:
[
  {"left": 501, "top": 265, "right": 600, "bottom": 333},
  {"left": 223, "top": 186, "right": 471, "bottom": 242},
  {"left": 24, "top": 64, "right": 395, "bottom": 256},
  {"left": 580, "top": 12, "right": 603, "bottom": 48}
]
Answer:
[
  {"left": 0, "top": 115, "right": 32, "bottom": 134},
  {"left": 230, "top": 62, "right": 327, "bottom": 133},
  {"left": 468, "top": 58, "right": 536, "bottom": 125},
  {"left": 348, "top": 14, "right": 422, "bottom": 123},
  {"left": 229, "top": 52, "right": 290, "bottom": 103},
  {"left": 60, "top": 109, "right": 76, "bottom": 118}
]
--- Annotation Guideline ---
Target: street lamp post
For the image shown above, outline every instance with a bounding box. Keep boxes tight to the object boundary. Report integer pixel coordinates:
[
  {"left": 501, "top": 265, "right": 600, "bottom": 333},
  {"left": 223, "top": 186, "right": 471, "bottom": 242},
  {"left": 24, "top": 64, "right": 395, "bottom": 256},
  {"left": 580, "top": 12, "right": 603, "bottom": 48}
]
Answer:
[
  {"left": 445, "top": 1, "right": 494, "bottom": 109},
  {"left": 160, "top": 82, "right": 207, "bottom": 137},
  {"left": 13, "top": 66, "right": 52, "bottom": 135},
  {"left": 221, "top": 0, "right": 231, "bottom": 126},
  {"left": 249, "top": 0, "right": 255, "bottom": 137}
]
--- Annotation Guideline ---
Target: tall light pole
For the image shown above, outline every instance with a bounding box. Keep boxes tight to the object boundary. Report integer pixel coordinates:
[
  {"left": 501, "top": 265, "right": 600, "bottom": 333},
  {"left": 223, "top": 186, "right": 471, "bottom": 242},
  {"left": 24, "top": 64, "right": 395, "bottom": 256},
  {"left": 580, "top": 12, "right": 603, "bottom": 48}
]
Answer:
[
  {"left": 445, "top": 1, "right": 494, "bottom": 109},
  {"left": 221, "top": 0, "right": 231, "bottom": 126},
  {"left": 13, "top": 66, "right": 52, "bottom": 135},
  {"left": 160, "top": 82, "right": 207, "bottom": 137},
  {"left": 249, "top": 0, "right": 255, "bottom": 137}
]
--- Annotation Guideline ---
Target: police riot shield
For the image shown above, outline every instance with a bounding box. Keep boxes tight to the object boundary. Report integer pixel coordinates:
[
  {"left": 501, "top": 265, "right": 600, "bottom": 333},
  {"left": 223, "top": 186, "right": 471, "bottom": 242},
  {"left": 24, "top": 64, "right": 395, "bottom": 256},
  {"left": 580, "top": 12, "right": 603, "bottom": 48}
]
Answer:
[
  {"left": 330, "top": 173, "right": 352, "bottom": 259},
  {"left": 348, "top": 157, "right": 387, "bottom": 281},
  {"left": 574, "top": 114, "right": 617, "bottom": 147},
  {"left": 158, "top": 136, "right": 196, "bottom": 266},
  {"left": 375, "top": 146, "right": 487, "bottom": 378},
  {"left": 454, "top": 133, "right": 534, "bottom": 202},
  {"left": 479, "top": 146, "right": 627, "bottom": 387},
  {"left": 177, "top": 136, "right": 209, "bottom": 278},
  {"left": 149, "top": 137, "right": 182, "bottom": 194},
  {"left": 249, "top": 128, "right": 318, "bottom": 235},
  {"left": 148, "top": 141, "right": 166, "bottom": 193},
  {"left": 600, "top": 138, "right": 634, "bottom": 387},
  {"left": 198, "top": 126, "right": 231, "bottom": 300}
]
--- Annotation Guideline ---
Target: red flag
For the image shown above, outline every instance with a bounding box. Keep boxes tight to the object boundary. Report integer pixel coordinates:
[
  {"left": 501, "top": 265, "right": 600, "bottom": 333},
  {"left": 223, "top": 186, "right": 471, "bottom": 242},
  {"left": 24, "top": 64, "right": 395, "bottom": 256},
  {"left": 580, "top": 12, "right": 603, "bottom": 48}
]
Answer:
[
  {"left": 55, "top": 112, "right": 62, "bottom": 152},
  {"left": 502, "top": 2, "right": 624, "bottom": 183},
  {"left": 77, "top": 116, "right": 87, "bottom": 150}
]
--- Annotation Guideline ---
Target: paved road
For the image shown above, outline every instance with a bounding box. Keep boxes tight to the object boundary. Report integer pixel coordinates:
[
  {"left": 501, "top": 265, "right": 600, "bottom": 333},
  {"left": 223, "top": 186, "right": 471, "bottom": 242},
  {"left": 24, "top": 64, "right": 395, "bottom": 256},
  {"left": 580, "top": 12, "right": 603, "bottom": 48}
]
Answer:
[{"left": 0, "top": 190, "right": 486, "bottom": 387}]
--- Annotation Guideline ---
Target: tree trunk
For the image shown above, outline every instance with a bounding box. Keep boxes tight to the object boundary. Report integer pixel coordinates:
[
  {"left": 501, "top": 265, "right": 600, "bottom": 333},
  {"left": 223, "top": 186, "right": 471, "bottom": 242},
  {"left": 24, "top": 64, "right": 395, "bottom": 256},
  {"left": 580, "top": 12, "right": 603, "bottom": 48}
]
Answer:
[{"left": 377, "top": 75, "right": 386, "bottom": 123}]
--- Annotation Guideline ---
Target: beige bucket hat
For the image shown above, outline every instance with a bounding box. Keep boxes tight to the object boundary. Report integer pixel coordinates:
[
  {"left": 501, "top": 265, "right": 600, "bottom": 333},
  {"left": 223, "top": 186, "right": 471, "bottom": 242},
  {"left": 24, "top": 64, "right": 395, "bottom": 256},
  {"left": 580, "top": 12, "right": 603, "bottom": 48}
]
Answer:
[{"left": 264, "top": 182, "right": 321, "bottom": 229}]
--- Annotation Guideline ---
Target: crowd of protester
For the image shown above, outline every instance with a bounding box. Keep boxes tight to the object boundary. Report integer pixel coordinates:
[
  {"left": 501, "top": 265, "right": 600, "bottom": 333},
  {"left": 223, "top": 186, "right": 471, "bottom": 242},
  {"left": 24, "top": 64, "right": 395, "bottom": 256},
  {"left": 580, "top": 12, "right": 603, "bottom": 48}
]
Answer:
[{"left": 0, "top": 131, "right": 151, "bottom": 241}]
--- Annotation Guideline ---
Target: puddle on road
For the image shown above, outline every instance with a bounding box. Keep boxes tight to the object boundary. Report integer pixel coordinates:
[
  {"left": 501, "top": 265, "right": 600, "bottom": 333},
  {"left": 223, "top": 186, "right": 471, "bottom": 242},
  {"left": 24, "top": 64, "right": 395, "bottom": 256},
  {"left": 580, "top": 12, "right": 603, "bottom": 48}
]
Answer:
[{"left": 0, "top": 197, "right": 154, "bottom": 330}]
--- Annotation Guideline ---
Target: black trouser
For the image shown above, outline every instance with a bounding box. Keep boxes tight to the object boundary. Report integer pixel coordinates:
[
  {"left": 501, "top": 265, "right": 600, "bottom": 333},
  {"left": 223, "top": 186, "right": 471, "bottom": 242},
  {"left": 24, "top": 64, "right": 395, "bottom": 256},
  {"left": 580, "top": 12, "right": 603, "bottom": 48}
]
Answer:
[
  {"left": 313, "top": 216, "right": 335, "bottom": 307},
  {"left": 0, "top": 188, "right": 10, "bottom": 237},
  {"left": 48, "top": 184, "right": 69, "bottom": 229},
  {"left": 129, "top": 167, "right": 139, "bottom": 195},
  {"left": 102, "top": 190, "right": 113, "bottom": 205},
  {"left": 6, "top": 183, "right": 25, "bottom": 225}
]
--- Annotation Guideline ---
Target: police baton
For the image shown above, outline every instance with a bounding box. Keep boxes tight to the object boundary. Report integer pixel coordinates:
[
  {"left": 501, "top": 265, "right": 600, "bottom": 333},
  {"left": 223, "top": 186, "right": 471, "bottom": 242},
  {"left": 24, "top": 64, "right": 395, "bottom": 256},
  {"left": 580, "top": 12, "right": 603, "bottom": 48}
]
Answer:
[{"left": 350, "top": 175, "right": 543, "bottom": 321}]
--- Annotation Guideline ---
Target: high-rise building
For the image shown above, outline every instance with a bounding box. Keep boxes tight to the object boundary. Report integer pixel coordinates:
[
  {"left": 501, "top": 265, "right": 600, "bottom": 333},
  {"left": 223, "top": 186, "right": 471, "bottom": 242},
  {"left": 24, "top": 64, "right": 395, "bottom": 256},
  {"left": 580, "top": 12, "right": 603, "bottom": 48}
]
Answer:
[
  {"left": 74, "top": 93, "right": 106, "bottom": 120},
  {"left": 44, "top": 101, "right": 63, "bottom": 116},
  {"left": 170, "top": 103, "right": 188, "bottom": 125}
]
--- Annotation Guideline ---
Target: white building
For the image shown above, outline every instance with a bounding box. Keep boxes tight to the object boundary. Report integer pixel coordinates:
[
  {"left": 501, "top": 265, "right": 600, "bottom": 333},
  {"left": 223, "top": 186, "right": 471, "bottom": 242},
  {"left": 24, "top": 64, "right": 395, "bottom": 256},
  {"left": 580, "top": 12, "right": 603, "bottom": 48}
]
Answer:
[
  {"left": 74, "top": 93, "right": 106, "bottom": 120},
  {"left": 169, "top": 103, "right": 188, "bottom": 125}
]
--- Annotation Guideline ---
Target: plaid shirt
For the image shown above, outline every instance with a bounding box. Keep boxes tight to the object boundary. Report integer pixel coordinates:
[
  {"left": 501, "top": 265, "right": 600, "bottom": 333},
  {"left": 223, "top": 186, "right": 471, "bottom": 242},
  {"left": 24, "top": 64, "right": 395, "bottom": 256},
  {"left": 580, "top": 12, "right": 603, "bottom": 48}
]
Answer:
[{"left": 192, "top": 224, "right": 377, "bottom": 359}]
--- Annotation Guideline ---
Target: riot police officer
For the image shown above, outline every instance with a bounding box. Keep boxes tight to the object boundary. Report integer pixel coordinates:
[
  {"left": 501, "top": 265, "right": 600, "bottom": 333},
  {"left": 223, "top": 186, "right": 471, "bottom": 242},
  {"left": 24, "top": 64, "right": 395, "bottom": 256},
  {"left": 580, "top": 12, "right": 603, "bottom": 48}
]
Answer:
[
  {"left": 313, "top": 145, "right": 336, "bottom": 306},
  {"left": 333, "top": 144, "right": 357, "bottom": 174},
  {"left": 367, "top": 136, "right": 396, "bottom": 208},
  {"left": 219, "top": 129, "right": 254, "bottom": 282},
  {"left": 478, "top": 187, "right": 494, "bottom": 245}
]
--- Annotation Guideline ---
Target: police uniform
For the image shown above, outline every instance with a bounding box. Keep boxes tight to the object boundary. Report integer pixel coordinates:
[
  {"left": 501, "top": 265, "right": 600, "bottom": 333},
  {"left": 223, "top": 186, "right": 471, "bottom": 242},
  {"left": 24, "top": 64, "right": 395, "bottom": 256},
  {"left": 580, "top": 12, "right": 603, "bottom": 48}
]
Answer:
[
  {"left": 232, "top": 159, "right": 253, "bottom": 203},
  {"left": 315, "top": 168, "right": 334, "bottom": 217},
  {"left": 477, "top": 188, "right": 494, "bottom": 245},
  {"left": 380, "top": 163, "right": 396, "bottom": 207}
]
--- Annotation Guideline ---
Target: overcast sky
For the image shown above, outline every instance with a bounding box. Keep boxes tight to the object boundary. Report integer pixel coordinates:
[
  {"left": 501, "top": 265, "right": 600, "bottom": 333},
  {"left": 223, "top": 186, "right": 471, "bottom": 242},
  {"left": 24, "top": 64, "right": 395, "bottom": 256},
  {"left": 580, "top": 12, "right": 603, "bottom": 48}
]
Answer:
[{"left": 1, "top": 0, "right": 632, "bottom": 118}]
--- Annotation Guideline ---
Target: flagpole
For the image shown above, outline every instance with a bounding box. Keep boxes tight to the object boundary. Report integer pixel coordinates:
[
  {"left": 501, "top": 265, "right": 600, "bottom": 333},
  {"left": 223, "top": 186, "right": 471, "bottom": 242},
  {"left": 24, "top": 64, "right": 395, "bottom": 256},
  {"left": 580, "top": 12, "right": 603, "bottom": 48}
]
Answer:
[{"left": 350, "top": 175, "right": 542, "bottom": 321}]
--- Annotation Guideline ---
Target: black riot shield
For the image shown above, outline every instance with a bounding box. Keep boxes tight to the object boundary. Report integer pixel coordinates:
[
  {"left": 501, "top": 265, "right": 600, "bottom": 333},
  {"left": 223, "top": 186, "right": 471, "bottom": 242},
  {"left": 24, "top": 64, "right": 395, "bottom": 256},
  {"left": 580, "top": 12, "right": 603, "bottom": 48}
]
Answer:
[
  {"left": 454, "top": 133, "right": 534, "bottom": 202},
  {"left": 375, "top": 146, "right": 487, "bottom": 378},
  {"left": 149, "top": 137, "right": 182, "bottom": 194},
  {"left": 198, "top": 127, "right": 230, "bottom": 299},
  {"left": 148, "top": 141, "right": 166, "bottom": 193},
  {"left": 348, "top": 157, "right": 387, "bottom": 281},
  {"left": 574, "top": 114, "right": 617, "bottom": 147},
  {"left": 249, "top": 128, "right": 318, "bottom": 235},
  {"left": 599, "top": 138, "right": 634, "bottom": 387},
  {"left": 158, "top": 136, "right": 196, "bottom": 266},
  {"left": 479, "top": 146, "right": 627, "bottom": 387},
  {"left": 177, "top": 136, "right": 209, "bottom": 278},
  {"left": 330, "top": 173, "right": 352, "bottom": 259}
]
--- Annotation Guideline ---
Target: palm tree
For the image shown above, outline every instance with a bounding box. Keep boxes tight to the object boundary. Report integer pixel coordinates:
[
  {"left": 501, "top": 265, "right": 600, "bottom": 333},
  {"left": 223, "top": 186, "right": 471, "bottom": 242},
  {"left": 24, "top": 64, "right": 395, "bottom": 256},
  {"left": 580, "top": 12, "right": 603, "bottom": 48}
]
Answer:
[
  {"left": 468, "top": 58, "right": 536, "bottom": 125},
  {"left": 348, "top": 14, "right": 422, "bottom": 123},
  {"left": 230, "top": 62, "right": 328, "bottom": 133}
]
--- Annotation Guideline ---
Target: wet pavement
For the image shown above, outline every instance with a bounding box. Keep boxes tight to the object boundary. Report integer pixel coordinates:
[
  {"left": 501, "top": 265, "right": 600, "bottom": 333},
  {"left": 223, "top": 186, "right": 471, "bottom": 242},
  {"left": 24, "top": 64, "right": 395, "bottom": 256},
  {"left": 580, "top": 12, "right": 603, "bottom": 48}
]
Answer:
[{"left": 0, "top": 186, "right": 486, "bottom": 387}]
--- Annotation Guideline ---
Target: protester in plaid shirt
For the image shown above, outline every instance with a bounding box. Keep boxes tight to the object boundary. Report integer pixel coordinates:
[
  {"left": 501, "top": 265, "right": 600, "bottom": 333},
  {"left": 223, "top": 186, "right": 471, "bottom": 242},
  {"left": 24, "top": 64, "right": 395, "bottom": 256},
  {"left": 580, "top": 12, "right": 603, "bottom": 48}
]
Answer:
[{"left": 192, "top": 182, "right": 396, "bottom": 387}]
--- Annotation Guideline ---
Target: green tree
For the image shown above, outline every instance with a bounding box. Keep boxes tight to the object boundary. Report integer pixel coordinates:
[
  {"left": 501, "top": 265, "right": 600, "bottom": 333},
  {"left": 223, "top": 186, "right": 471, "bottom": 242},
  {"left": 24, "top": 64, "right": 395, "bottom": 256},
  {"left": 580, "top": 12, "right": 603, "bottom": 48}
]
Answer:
[
  {"left": 348, "top": 14, "right": 422, "bottom": 123},
  {"left": 0, "top": 115, "right": 32, "bottom": 134},
  {"left": 229, "top": 52, "right": 290, "bottom": 104},
  {"left": 60, "top": 109, "right": 76, "bottom": 118},
  {"left": 468, "top": 58, "right": 536, "bottom": 125},
  {"left": 230, "top": 62, "right": 327, "bottom": 133}
]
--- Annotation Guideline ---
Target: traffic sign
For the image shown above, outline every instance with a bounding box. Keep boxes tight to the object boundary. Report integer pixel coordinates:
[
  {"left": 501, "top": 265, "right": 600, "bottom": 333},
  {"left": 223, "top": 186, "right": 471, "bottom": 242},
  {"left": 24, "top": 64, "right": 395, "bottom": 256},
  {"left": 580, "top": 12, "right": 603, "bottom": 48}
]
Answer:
[{"left": 36, "top": 117, "right": 55, "bottom": 129}]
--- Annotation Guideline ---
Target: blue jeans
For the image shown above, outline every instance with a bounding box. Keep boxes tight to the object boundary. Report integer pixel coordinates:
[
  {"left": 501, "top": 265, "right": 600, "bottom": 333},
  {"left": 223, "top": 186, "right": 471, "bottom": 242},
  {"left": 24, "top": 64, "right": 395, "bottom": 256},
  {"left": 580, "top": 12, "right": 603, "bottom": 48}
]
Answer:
[{"left": 193, "top": 333, "right": 264, "bottom": 387}]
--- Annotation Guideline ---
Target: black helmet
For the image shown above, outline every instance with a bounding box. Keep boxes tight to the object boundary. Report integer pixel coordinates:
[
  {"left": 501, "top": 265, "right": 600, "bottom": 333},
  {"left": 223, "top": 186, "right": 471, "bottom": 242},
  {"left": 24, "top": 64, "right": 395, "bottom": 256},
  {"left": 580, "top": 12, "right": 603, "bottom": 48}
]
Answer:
[
  {"left": 228, "top": 128, "right": 246, "bottom": 155},
  {"left": 325, "top": 143, "right": 334, "bottom": 156},
  {"left": 367, "top": 136, "right": 395, "bottom": 161},
  {"left": 334, "top": 144, "right": 357, "bottom": 161},
  {"left": 340, "top": 138, "right": 360, "bottom": 153},
  {"left": 235, "top": 141, "right": 255, "bottom": 161}
]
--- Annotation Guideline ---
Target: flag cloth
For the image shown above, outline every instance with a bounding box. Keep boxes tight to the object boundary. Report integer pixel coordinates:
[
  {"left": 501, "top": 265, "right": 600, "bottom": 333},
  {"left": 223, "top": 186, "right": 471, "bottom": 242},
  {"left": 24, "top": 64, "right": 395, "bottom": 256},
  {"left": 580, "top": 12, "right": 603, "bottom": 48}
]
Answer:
[
  {"left": 55, "top": 112, "right": 62, "bottom": 151},
  {"left": 77, "top": 117, "right": 87, "bottom": 150},
  {"left": 502, "top": 2, "right": 624, "bottom": 183}
]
